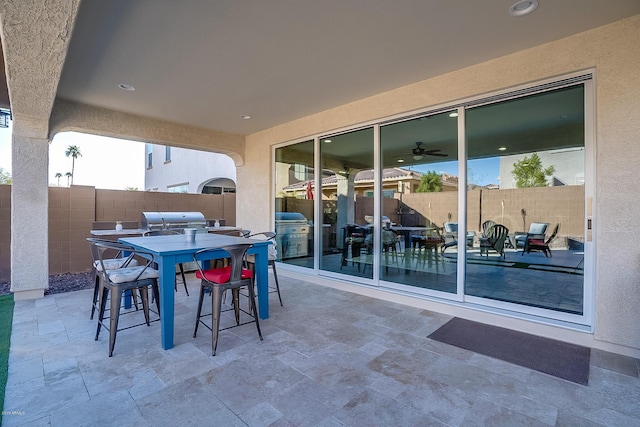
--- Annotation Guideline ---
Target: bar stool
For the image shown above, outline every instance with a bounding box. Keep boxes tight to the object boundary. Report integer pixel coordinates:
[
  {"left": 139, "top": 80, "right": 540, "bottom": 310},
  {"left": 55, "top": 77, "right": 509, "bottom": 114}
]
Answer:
[
  {"left": 193, "top": 243, "right": 263, "bottom": 356},
  {"left": 87, "top": 237, "right": 139, "bottom": 319},
  {"left": 143, "top": 230, "right": 189, "bottom": 295},
  {"left": 245, "top": 231, "right": 282, "bottom": 306},
  {"left": 94, "top": 240, "right": 161, "bottom": 357}
]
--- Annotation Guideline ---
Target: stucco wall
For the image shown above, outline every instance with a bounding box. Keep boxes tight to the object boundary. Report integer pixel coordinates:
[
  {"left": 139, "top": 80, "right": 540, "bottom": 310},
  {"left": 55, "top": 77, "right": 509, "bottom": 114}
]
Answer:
[
  {"left": 144, "top": 145, "right": 237, "bottom": 193},
  {"left": 240, "top": 16, "right": 640, "bottom": 352}
]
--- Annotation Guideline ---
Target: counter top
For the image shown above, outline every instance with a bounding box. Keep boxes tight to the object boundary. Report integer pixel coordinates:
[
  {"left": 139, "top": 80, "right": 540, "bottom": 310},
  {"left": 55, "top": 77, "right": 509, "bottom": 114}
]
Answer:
[
  {"left": 91, "top": 226, "right": 243, "bottom": 237},
  {"left": 90, "top": 228, "right": 147, "bottom": 236}
]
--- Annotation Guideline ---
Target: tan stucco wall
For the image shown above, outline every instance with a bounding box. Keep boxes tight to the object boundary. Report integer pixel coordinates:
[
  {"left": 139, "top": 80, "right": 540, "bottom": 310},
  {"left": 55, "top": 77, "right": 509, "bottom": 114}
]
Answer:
[
  {"left": 50, "top": 100, "right": 247, "bottom": 166},
  {"left": 240, "top": 15, "right": 640, "bottom": 352}
]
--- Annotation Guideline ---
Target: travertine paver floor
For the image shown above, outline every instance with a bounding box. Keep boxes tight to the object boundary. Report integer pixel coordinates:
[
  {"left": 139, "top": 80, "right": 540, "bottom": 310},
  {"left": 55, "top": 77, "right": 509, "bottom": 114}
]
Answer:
[{"left": 3, "top": 272, "right": 640, "bottom": 426}]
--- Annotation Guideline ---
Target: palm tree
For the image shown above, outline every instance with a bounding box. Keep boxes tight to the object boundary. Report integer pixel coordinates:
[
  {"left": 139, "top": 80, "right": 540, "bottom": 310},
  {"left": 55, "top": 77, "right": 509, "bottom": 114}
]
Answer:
[
  {"left": 0, "top": 167, "right": 11, "bottom": 184},
  {"left": 65, "top": 172, "right": 72, "bottom": 187},
  {"left": 65, "top": 145, "right": 82, "bottom": 185},
  {"left": 54, "top": 172, "right": 62, "bottom": 186}
]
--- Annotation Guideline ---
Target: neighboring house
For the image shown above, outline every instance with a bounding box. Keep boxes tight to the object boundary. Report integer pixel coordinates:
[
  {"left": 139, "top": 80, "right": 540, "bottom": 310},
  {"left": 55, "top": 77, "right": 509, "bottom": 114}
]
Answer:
[
  {"left": 144, "top": 144, "right": 236, "bottom": 194},
  {"left": 281, "top": 168, "right": 458, "bottom": 199}
]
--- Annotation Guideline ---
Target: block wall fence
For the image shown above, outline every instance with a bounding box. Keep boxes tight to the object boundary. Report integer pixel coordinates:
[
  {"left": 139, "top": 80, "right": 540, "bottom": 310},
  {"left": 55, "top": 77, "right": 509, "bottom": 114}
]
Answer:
[
  {"left": 0, "top": 185, "right": 236, "bottom": 282},
  {"left": 1, "top": 184, "right": 583, "bottom": 282}
]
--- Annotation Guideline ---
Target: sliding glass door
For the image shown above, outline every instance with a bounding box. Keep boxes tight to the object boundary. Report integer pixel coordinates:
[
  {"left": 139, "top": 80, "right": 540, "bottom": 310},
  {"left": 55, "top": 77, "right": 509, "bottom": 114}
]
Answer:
[
  {"left": 274, "top": 140, "right": 315, "bottom": 268},
  {"left": 379, "top": 112, "right": 458, "bottom": 294},
  {"left": 273, "top": 76, "right": 591, "bottom": 323},
  {"left": 318, "top": 128, "right": 375, "bottom": 280},
  {"left": 464, "top": 85, "right": 586, "bottom": 315}
]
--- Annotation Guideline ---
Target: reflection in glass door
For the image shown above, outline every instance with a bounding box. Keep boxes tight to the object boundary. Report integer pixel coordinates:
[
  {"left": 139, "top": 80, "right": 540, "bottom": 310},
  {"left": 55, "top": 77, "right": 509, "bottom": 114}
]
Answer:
[
  {"left": 464, "top": 85, "right": 586, "bottom": 315},
  {"left": 319, "top": 128, "right": 374, "bottom": 279},
  {"left": 379, "top": 112, "right": 458, "bottom": 293},
  {"left": 274, "top": 140, "right": 315, "bottom": 268}
]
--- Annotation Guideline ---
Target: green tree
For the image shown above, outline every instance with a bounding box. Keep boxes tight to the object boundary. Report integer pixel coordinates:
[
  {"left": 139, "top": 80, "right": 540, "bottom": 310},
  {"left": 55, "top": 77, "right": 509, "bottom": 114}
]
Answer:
[
  {"left": 416, "top": 170, "right": 442, "bottom": 192},
  {"left": 54, "top": 172, "right": 62, "bottom": 186},
  {"left": 512, "top": 153, "right": 555, "bottom": 188},
  {"left": 65, "top": 172, "right": 72, "bottom": 187},
  {"left": 124, "top": 186, "right": 139, "bottom": 191},
  {"left": 0, "top": 167, "right": 11, "bottom": 184},
  {"left": 65, "top": 145, "right": 82, "bottom": 185}
]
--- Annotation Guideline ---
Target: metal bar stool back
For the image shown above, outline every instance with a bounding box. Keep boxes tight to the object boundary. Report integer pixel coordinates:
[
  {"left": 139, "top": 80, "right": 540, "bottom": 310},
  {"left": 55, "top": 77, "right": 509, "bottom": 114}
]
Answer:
[
  {"left": 87, "top": 237, "right": 139, "bottom": 319},
  {"left": 192, "top": 243, "right": 263, "bottom": 356},
  {"left": 245, "top": 231, "right": 282, "bottom": 306},
  {"left": 143, "top": 229, "right": 189, "bottom": 295},
  {"left": 94, "top": 240, "right": 161, "bottom": 357}
]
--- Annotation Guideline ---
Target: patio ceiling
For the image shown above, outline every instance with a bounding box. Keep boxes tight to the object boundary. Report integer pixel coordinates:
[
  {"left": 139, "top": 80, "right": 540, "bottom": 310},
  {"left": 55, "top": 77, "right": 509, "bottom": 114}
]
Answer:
[
  {"left": 50, "top": 0, "right": 640, "bottom": 137},
  {"left": 2, "top": 1, "right": 640, "bottom": 139}
]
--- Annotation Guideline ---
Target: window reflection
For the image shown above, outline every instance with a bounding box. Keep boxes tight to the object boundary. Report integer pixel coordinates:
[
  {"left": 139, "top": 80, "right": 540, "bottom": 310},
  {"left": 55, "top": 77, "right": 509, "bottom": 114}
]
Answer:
[
  {"left": 319, "top": 128, "right": 374, "bottom": 279},
  {"left": 465, "top": 85, "right": 585, "bottom": 314},
  {"left": 274, "top": 140, "right": 314, "bottom": 266},
  {"left": 379, "top": 112, "right": 458, "bottom": 292}
]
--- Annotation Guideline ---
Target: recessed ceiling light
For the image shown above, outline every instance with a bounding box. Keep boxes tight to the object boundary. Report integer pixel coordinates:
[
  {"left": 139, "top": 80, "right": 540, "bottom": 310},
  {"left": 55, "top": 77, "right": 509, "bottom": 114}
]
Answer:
[
  {"left": 324, "top": 139, "right": 332, "bottom": 143},
  {"left": 509, "top": 0, "right": 538, "bottom": 17},
  {"left": 240, "top": 115, "right": 252, "bottom": 120},
  {"left": 397, "top": 159, "right": 404, "bottom": 163},
  {"left": 498, "top": 146, "right": 507, "bottom": 151},
  {"left": 449, "top": 112, "right": 459, "bottom": 118},
  {"left": 118, "top": 83, "right": 136, "bottom": 91}
]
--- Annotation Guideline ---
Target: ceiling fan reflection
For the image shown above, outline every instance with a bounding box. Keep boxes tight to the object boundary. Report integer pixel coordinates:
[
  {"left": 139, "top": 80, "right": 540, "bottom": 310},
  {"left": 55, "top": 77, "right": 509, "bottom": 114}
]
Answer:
[{"left": 412, "top": 142, "right": 448, "bottom": 160}]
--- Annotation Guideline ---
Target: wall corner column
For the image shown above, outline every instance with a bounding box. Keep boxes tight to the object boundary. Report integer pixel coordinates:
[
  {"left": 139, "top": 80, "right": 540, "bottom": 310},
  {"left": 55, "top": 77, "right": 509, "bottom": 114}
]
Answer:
[{"left": 10, "top": 133, "right": 49, "bottom": 300}]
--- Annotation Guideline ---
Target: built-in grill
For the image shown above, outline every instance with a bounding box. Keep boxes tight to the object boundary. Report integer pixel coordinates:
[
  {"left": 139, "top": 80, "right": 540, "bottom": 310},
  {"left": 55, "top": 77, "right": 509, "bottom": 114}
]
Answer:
[
  {"left": 274, "top": 212, "right": 310, "bottom": 260},
  {"left": 141, "top": 211, "right": 208, "bottom": 233}
]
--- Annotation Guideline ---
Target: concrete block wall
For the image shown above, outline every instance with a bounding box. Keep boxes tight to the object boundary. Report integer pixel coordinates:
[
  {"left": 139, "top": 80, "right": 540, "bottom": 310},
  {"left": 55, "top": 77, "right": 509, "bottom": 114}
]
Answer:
[
  {"left": 401, "top": 191, "right": 460, "bottom": 229},
  {"left": 395, "top": 186, "right": 584, "bottom": 239},
  {"left": 481, "top": 186, "right": 584, "bottom": 237},
  {"left": 0, "top": 186, "right": 236, "bottom": 282},
  {"left": 94, "top": 189, "right": 234, "bottom": 225}
]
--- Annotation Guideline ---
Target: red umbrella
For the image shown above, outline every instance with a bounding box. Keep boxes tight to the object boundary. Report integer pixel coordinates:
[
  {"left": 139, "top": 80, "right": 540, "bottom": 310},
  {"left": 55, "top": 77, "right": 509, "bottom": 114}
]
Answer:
[{"left": 306, "top": 180, "right": 314, "bottom": 200}]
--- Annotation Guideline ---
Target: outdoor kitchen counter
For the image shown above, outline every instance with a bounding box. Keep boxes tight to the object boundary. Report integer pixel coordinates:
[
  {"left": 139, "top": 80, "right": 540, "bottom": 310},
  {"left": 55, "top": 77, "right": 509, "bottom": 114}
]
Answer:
[
  {"left": 90, "top": 228, "right": 147, "bottom": 236},
  {"left": 206, "top": 226, "right": 243, "bottom": 234}
]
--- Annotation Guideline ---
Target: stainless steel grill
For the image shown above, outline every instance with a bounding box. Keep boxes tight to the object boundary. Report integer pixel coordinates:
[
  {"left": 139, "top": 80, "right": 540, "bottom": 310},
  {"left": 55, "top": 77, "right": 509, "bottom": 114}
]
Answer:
[
  {"left": 141, "top": 211, "right": 207, "bottom": 233},
  {"left": 274, "top": 212, "right": 310, "bottom": 260}
]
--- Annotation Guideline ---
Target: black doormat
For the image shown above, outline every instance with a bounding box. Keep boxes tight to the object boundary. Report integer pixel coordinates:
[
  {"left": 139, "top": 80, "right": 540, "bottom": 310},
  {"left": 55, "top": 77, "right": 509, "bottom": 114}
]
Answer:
[{"left": 428, "top": 318, "right": 590, "bottom": 385}]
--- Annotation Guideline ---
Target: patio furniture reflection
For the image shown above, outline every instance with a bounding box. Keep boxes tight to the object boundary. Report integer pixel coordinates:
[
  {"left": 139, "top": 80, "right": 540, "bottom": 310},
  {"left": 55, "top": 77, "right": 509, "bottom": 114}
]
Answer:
[
  {"left": 442, "top": 222, "right": 475, "bottom": 253},
  {"left": 523, "top": 223, "right": 560, "bottom": 257},
  {"left": 479, "top": 223, "right": 509, "bottom": 258},
  {"left": 340, "top": 224, "right": 368, "bottom": 271},
  {"left": 411, "top": 228, "right": 445, "bottom": 267},
  {"left": 514, "top": 222, "right": 549, "bottom": 249}
]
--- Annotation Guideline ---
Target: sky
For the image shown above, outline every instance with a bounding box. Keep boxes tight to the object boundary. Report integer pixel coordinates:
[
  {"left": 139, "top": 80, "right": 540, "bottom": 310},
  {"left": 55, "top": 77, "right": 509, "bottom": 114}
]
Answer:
[
  {"left": 412, "top": 157, "right": 500, "bottom": 186},
  {"left": 0, "top": 123, "right": 146, "bottom": 190},
  {"left": 0, "top": 120, "right": 500, "bottom": 189}
]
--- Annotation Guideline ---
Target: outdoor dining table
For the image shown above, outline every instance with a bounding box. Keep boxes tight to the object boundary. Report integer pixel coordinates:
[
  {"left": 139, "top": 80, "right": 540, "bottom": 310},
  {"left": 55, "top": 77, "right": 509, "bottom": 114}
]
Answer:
[{"left": 119, "top": 233, "right": 271, "bottom": 350}]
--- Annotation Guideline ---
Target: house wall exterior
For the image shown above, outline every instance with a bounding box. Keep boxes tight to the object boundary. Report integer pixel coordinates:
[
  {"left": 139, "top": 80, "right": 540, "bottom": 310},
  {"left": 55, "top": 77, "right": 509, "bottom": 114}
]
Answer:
[
  {"left": 144, "top": 145, "right": 236, "bottom": 193},
  {"left": 239, "top": 15, "right": 640, "bottom": 355}
]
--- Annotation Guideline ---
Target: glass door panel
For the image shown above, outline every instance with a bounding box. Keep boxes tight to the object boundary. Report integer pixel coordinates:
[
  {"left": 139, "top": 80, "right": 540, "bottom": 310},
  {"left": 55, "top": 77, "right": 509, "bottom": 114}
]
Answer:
[
  {"left": 380, "top": 112, "right": 458, "bottom": 293},
  {"left": 274, "top": 140, "right": 315, "bottom": 268},
  {"left": 319, "top": 128, "right": 374, "bottom": 279},
  {"left": 465, "top": 85, "right": 586, "bottom": 314}
]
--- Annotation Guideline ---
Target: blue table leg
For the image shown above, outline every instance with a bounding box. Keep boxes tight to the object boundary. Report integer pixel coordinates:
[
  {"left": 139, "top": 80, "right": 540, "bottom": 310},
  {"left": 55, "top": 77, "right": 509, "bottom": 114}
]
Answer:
[
  {"left": 254, "top": 245, "right": 269, "bottom": 319},
  {"left": 158, "top": 257, "right": 176, "bottom": 350}
]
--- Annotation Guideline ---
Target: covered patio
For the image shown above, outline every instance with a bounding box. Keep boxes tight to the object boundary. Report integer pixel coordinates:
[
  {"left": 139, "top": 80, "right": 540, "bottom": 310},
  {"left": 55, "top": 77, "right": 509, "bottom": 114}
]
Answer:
[
  {"left": 3, "top": 273, "right": 639, "bottom": 426},
  {"left": 2, "top": 3, "right": 640, "bottom": 422}
]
